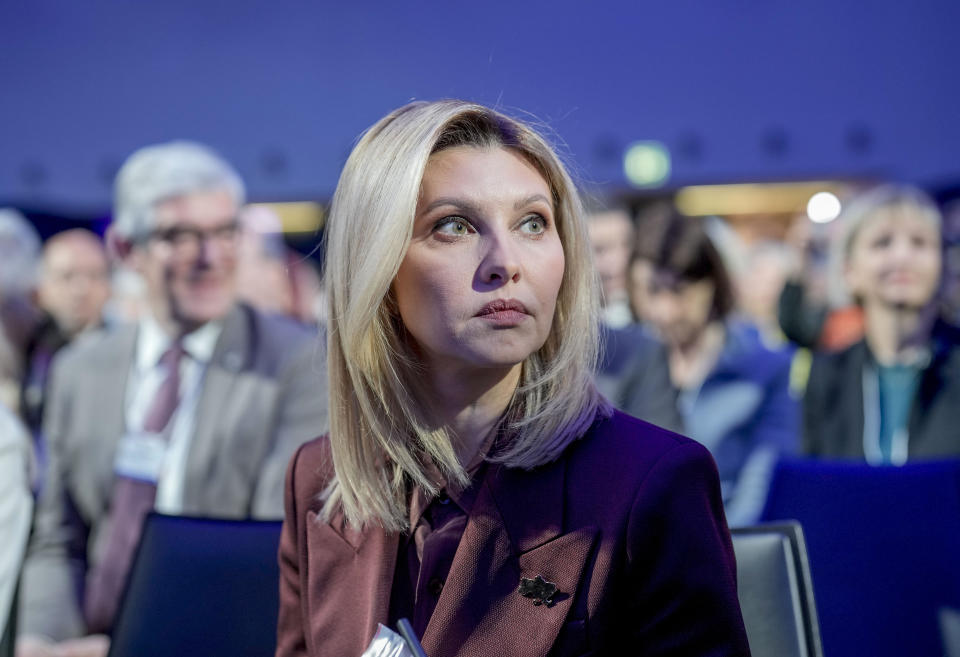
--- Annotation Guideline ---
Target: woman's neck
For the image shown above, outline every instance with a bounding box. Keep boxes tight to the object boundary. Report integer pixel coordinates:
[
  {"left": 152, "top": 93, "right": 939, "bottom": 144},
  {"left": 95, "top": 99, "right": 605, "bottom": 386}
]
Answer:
[
  {"left": 862, "top": 302, "right": 934, "bottom": 365},
  {"left": 668, "top": 321, "right": 726, "bottom": 390},
  {"left": 425, "top": 362, "right": 522, "bottom": 465}
]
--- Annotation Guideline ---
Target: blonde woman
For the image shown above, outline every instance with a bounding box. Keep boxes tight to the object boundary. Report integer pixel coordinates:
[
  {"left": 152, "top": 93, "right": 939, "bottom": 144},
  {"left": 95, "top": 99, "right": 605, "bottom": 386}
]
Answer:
[
  {"left": 804, "top": 185, "right": 960, "bottom": 464},
  {"left": 276, "top": 100, "right": 749, "bottom": 657}
]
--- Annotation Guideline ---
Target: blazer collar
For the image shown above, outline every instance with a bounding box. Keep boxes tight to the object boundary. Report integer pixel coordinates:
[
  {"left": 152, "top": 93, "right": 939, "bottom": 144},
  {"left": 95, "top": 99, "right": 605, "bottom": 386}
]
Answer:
[
  {"left": 484, "top": 456, "right": 565, "bottom": 553},
  {"left": 180, "top": 304, "right": 252, "bottom": 508},
  {"left": 303, "top": 506, "right": 399, "bottom": 657},
  {"left": 134, "top": 313, "right": 223, "bottom": 370},
  {"left": 310, "top": 450, "right": 597, "bottom": 657},
  {"left": 206, "top": 304, "right": 252, "bottom": 372},
  {"left": 422, "top": 456, "right": 597, "bottom": 657},
  {"left": 95, "top": 325, "right": 138, "bottom": 498}
]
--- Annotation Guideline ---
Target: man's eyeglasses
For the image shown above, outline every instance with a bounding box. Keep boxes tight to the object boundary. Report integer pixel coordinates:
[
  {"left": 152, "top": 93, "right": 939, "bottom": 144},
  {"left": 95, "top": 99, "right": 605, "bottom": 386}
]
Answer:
[{"left": 141, "top": 221, "right": 241, "bottom": 255}]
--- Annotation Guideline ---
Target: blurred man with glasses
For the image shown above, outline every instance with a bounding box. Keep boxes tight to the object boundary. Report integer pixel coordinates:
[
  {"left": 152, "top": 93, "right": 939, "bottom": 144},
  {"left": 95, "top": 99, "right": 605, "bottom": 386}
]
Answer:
[{"left": 17, "top": 142, "right": 328, "bottom": 657}]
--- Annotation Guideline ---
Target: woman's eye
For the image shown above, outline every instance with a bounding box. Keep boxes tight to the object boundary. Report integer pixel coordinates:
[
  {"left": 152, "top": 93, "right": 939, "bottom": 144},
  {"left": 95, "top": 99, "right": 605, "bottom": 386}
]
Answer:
[
  {"left": 870, "top": 234, "right": 892, "bottom": 250},
  {"left": 521, "top": 215, "right": 547, "bottom": 235},
  {"left": 435, "top": 217, "right": 472, "bottom": 236},
  {"left": 911, "top": 234, "right": 932, "bottom": 249}
]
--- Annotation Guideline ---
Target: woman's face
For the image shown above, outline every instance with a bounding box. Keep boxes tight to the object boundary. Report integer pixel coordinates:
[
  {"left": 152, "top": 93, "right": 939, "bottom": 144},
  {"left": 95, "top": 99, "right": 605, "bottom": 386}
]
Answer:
[
  {"left": 845, "top": 205, "right": 942, "bottom": 311},
  {"left": 393, "top": 146, "right": 565, "bottom": 374},
  {"left": 630, "top": 259, "right": 715, "bottom": 348}
]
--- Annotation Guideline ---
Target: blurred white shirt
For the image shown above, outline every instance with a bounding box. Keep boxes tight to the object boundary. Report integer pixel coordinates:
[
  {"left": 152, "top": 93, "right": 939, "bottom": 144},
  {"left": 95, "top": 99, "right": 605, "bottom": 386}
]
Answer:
[{"left": 125, "top": 315, "right": 221, "bottom": 513}]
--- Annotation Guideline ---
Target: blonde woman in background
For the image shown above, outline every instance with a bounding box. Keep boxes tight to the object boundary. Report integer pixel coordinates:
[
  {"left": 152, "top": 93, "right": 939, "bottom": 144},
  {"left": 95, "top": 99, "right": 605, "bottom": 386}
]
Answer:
[
  {"left": 804, "top": 185, "right": 960, "bottom": 463},
  {"left": 276, "top": 100, "right": 749, "bottom": 657}
]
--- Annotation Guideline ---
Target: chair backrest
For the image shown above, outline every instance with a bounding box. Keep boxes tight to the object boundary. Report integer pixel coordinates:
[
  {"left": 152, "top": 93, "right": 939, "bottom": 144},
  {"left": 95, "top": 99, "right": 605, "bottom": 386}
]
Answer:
[
  {"left": 731, "top": 522, "right": 823, "bottom": 657},
  {"left": 760, "top": 458, "right": 960, "bottom": 657},
  {"left": 941, "top": 607, "right": 960, "bottom": 657},
  {"left": 108, "top": 513, "right": 282, "bottom": 657}
]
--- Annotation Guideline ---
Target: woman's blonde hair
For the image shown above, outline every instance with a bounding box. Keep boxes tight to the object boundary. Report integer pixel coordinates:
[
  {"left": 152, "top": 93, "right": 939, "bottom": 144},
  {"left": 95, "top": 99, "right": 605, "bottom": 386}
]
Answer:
[
  {"left": 828, "top": 184, "right": 943, "bottom": 307},
  {"left": 322, "top": 100, "right": 611, "bottom": 531}
]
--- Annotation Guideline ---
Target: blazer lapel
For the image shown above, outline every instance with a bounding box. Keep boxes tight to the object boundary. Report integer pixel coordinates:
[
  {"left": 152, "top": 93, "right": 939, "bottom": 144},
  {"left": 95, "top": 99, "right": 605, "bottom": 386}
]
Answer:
[
  {"left": 303, "top": 508, "right": 398, "bottom": 657},
  {"left": 182, "top": 306, "right": 251, "bottom": 509},
  {"left": 422, "top": 459, "right": 597, "bottom": 657},
  {"left": 90, "top": 326, "right": 136, "bottom": 508}
]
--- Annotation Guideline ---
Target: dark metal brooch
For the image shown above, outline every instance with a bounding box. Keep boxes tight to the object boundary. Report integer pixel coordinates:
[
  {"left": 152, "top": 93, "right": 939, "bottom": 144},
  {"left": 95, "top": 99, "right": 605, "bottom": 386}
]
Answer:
[{"left": 518, "top": 574, "right": 559, "bottom": 607}]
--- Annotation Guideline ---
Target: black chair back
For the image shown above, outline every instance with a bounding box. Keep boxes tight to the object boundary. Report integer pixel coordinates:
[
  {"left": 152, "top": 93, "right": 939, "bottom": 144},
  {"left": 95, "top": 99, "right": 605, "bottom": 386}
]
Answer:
[
  {"left": 108, "top": 513, "right": 282, "bottom": 657},
  {"left": 731, "top": 522, "right": 823, "bottom": 657}
]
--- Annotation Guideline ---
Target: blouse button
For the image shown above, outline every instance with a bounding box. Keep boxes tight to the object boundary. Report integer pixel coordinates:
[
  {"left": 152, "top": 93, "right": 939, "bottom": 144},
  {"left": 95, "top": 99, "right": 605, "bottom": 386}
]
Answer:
[
  {"left": 428, "top": 577, "right": 444, "bottom": 596},
  {"left": 437, "top": 491, "right": 450, "bottom": 505}
]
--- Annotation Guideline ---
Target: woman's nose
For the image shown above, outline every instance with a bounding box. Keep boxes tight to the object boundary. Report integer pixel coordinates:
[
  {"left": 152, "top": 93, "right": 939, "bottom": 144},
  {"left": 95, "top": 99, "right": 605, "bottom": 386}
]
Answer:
[
  {"left": 890, "top": 235, "right": 915, "bottom": 263},
  {"left": 478, "top": 233, "right": 521, "bottom": 285}
]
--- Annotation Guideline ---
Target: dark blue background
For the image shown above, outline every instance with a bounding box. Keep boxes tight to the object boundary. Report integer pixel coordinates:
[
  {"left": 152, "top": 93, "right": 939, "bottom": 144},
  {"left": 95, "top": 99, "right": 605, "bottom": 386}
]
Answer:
[{"left": 2, "top": 1, "right": 958, "bottom": 213}]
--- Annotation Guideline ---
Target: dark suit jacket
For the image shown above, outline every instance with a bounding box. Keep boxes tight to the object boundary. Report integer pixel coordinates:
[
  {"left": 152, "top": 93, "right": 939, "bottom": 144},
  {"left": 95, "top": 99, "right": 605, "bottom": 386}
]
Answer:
[
  {"left": 803, "top": 322, "right": 960, "bottom": 460},
  {"left": 21, "top": 304, "right": 329, "bottom": 640},
  {"left": 597, "top": 324, "right": 684, "bottom": 434},
  {"left": 277, "top": 411, "right": 750, "bottom": 657}
]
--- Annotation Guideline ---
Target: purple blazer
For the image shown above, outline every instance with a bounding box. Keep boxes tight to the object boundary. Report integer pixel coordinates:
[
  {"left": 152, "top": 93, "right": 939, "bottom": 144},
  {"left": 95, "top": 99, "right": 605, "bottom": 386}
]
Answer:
[{"left": 276, "top": 411, "right": 750, "bottom": 657}]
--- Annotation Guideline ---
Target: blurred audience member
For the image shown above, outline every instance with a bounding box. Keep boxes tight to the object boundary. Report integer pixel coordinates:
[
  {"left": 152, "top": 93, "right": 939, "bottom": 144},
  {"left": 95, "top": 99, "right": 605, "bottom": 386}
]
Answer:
[
  {"left": 586, "top": 202, "right": 683, "bottom": 431},
  {"left": 237, "top": 205, "right": 295, "bottom": 317},
  {"left": 0, "top": 210, "right": 42, "bottom": 415},
  {"left": 0, "top": 404, "right": 31, "bottom": 653},
  {"left": 587, "top": 204, "right": 634, "bottom": 328},
  {"left": 103, "top": 266, "right": 148, "bottom": 324},
  {"left": 804, "top": 185, "right": 959, "bottom": 463},
  {"left": 22, "top": 230, "right": 110, "bottom": 450},
  {"left": 286, "top": 251, "right": 323, "bottom": 326},
  {"left": 939, "top": 197, "right": 960, "bottom": 324},
  {"left": 36, "top": 230, "right": 110, "bottom": 336},
  {"left": 18, "top": 141, "right": 328, "bottom": 657},
  {"left": 627, "top": 211, "right": 798, "bottom": 526},
  {"left": 738, "top": 240, "right": 794, "bottom": 346},
  {"left": 237, "top": 206, "right": 323, "bottom": 326},
  {"left": 778, "top": 214, "right": 865, "bottom": 351},
  {"left": 597, "top": 322, "right": 684, "bottom": 433}
]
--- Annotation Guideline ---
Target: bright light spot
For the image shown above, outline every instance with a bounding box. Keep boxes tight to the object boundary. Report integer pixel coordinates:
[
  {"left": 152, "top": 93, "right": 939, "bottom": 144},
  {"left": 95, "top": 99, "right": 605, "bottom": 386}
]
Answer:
[
  {"left": 807, "top": 191, "right": 842, "bottom": 223},
  {"left": 624, "top": 141, "right": 671, "bottom": 188}
]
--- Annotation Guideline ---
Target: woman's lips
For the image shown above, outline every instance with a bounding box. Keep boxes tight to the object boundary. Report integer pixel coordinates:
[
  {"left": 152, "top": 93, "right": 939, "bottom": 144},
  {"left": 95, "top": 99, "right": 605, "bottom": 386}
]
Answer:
[
  {"left": 883, "top": 272, "right": 921, "bottom": 286},
  {"left": 475, "top": 299, "right": 530, "bottom": 326}
]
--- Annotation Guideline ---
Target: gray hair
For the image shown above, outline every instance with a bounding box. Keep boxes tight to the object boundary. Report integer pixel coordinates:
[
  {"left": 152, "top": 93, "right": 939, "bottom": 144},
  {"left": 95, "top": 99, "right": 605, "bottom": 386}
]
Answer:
[
  {"left": 113, "top": 141, "right": 245, "bottom": 240},
  {"left": 0, "top": 209, "right": 41, "bottom": 295}
]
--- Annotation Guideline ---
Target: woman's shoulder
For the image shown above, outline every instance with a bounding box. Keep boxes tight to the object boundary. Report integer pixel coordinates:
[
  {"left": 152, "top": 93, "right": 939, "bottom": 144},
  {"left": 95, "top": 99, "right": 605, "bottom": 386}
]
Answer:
[
  {"left": 291, "top": 433, "right": 331, "bottom": 464},
  {"left": 286, "top": 434, "right": 335, "bottom": 507},
  {"left": 567, "top": 410, "right": 718, "bottom": 486},
  {"left": 558, "top": 410, "right": 724, "bottom": 531}
]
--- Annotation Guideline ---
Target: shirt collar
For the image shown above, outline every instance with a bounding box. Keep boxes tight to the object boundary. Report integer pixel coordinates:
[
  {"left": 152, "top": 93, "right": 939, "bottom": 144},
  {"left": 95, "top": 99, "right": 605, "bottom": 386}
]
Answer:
[
  {"left": 136, "top": 313, "right": 223, "bottom": 370},
  {"left": 183, "top": 320, "right": 222, "bottom": 363},
  {"left": 406, "top": 428, "right": 498, "bottom": 533}
]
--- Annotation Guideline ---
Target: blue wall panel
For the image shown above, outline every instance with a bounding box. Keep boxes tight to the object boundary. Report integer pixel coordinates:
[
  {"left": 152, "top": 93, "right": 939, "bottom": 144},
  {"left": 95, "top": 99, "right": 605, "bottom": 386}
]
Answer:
[{"left": 1, "top": 1, "right": 958, "bottom": 210}]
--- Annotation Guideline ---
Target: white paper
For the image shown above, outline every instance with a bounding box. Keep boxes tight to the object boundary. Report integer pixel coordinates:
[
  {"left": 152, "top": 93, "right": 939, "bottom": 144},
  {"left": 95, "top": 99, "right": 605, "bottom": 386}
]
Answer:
[{"left": 359, "top": 624, "right": 415, "bottom": 657}]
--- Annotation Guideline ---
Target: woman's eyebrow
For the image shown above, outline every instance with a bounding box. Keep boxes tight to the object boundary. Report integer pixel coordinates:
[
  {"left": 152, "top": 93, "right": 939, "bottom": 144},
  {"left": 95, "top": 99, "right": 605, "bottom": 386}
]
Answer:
[
  {"left": 420, "top": 193, "right": 552, "bottom": 216},
  {"left": 419, "top": 197, "right": 484, "bottom": 217},
  {"left": 514, "top": 193, "right": 552, "bottom": 211}
]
